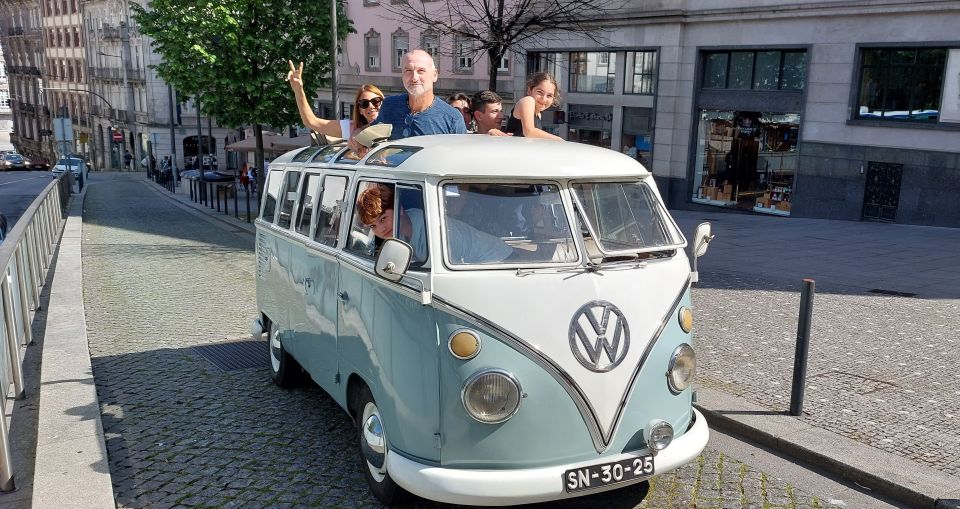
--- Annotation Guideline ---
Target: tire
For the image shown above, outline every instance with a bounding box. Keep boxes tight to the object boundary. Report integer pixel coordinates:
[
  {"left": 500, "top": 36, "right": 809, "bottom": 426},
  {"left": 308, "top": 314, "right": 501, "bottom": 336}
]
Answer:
[
  {"left": 268, "top": 321, "right": 302, "bottom": 388},
  {"left": 356, "top": 385, "right": 406, "bottom": 506}
]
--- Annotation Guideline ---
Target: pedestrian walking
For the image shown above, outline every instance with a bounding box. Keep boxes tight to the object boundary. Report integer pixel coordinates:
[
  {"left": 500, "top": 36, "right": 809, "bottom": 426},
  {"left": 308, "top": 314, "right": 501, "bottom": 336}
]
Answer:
[
  {"left": 240, "top": 163, "right": 250, "bottom": 192},
  {"left": 124, "top": 150, "right": 133, "bottom": 170}
]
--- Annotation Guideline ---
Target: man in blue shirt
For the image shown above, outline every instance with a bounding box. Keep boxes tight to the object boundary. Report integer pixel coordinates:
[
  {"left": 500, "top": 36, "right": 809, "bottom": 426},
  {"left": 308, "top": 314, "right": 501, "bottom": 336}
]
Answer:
[{"left": 350, "top": 49, "right": 466, "bottom": 152}]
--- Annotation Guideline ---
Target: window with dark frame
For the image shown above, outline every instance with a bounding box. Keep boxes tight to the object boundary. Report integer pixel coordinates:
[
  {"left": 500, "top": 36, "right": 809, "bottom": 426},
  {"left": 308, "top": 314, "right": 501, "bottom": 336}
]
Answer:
[
  {"left": 570, "top": 51, "right": 616, "bottom": 94},
  {"left": 625, "top": 50, "right": 657, "bottom": 95},
  {"left": 856, "top": 47, "right": 947, "bottom": 122},
  {"left": 527, "top": 52, "right": 564, "bottom": 79},
  {"left": 702, "top": 50, "right": 806, "bottom": 92}
]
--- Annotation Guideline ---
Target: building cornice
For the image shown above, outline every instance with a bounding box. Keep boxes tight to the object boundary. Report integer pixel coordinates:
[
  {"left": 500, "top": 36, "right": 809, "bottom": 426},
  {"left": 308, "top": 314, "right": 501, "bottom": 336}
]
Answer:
[{"left": 592, "top": 0, "right": 960, "bottom": 27}]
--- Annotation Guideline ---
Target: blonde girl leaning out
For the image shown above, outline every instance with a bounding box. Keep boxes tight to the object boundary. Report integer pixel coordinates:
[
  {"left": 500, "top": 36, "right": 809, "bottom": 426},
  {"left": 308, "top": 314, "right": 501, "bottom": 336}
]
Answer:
[
  {"left": 505, "top": 72, "right": 564, "bottom": 140},
  {"left": 286, "top": 60, "right": 384, "bottom": 139}
]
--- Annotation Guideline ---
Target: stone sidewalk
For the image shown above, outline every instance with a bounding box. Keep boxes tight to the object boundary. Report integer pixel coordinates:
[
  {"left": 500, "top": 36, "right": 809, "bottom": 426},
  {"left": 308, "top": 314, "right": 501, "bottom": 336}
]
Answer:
[{"left": 670, "top": 209, "right": 960, "bottom": 507}]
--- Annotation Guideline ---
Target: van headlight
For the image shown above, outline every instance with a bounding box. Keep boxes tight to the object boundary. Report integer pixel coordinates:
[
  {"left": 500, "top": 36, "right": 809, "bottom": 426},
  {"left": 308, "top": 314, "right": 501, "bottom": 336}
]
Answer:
[
  {"left": 461, "top": 369, "right": 522, "bottom": 424},
  {"left": 666, "top": 343, "right": 696, "bottom": 394}
]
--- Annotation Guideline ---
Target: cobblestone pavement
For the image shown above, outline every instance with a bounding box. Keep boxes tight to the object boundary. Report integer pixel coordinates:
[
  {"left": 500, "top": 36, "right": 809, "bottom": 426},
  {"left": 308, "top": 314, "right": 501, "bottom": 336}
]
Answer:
[
  {"left": 81, "top": 175, "right": 847, "bottom": 508},
  {"left": 675, "top": 210, "right": 960, "bottom": 478}
]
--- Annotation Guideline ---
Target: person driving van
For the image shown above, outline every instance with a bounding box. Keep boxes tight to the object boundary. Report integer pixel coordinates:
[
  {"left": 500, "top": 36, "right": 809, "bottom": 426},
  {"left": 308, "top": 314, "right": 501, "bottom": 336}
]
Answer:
[{"left": 357, "top": 183, "right": 512, "bottom": 264}]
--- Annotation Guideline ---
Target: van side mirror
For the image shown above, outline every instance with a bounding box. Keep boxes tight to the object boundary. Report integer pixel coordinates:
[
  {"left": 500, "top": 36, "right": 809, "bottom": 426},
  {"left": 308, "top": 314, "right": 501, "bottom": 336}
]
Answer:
[
  {"left": 690, "top": 222, "right": 714, "bottom": 284},
  {"left": 375, "top": 238, "right": 413, "bottom": 282},
  {"left": 693, "top": 222, "right": 713, "bottom": 258}
]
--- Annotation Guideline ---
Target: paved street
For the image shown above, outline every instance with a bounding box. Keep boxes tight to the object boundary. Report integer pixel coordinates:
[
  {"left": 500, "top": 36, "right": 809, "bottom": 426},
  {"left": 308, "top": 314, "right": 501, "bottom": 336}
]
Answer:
[
  {"left": 0, "top": 171, "right": 53, "bottom": 228},
  {"left": 77, "top": 174, "right": 892, "bottom": 508}
]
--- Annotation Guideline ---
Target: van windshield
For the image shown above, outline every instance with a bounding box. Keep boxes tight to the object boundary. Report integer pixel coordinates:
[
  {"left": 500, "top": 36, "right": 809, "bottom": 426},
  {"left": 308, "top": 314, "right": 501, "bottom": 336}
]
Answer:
[
  {"left": 441, "top": 183, "right": 578, "bottom": 266},
  {"left": 571, "top": 181, "right": 685, "bottom": 254}
]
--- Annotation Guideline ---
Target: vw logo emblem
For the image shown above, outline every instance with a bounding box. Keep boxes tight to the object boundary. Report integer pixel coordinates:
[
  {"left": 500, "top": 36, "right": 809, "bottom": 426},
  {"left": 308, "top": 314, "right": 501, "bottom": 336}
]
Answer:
[{"left": 569, "top": 301, "right": 630, "bottom": 372}]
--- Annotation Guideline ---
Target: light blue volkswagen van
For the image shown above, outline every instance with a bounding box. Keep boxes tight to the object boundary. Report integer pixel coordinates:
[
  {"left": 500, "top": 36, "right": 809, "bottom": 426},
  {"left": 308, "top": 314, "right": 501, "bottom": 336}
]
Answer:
[{"left": 253, "top": 134, "right": 712, "bottom": 506}]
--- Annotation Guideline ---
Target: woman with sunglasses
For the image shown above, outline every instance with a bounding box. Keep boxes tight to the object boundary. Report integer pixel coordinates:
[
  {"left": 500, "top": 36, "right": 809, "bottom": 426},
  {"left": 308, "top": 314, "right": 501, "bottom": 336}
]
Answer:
[{"left": 287, "top": 60, "right": 384, "bottom": 139}]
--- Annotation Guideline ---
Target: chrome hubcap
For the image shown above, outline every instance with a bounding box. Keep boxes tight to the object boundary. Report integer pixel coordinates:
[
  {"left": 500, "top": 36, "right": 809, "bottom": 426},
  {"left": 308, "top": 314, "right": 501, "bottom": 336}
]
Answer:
[
  {"left": 361, "top": 402, "right": 387, "bottom": 482},
  {"left": 270, "top": 328, "right": 282, "bottom": 372}
]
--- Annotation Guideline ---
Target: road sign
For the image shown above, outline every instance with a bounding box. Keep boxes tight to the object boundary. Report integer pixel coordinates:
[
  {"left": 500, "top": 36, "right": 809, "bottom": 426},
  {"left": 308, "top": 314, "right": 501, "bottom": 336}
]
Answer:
[
  {"left": 113, "top": 131, "right": 123, "bottom": 142},
  {"left": 54, "top": 117, "right": 74, "bottom": 142},
  {"left": 39, "top": 129, "right": 53, "bottom": 136}
]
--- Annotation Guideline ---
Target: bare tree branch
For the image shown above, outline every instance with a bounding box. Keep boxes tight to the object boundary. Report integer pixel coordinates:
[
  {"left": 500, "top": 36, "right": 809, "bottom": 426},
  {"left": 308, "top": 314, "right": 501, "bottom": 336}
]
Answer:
[{"left": 379, "top": 0, "right": 624, "bottom": 92}]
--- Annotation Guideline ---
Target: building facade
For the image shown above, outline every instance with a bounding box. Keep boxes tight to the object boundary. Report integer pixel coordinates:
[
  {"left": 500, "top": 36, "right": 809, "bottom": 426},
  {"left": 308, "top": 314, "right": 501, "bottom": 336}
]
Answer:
[
  {"left": 0, "top": 0, "right": 232, "bottom": 172},
  {"left": 1, "top": 0, "right": 49, "bottom": 161},
  {"left": 0, "top": 43, "right": 11, "bottom": 120},
  {"left": 312, "top": 0, "right": 512, "bottom": 122},
  {"left": 516, "top": 0, "right": 960, "bottom": 227},
  {"left": 81, "top": 0, "right": 234, "bottom": 172}
]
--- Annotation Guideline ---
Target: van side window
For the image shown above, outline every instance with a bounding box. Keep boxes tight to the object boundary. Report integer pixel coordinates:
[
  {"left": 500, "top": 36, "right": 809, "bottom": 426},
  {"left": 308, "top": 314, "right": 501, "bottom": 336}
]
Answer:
[
  {"left": 261, "top": 170, "right": 284, "bottom": 222},
  {"left": 276, "top": 172, "right": 301, "bottom": 229},
  {"left": 345, "top": 180, "right": 383, "bottom": 258},
  {"left": 314, "top": 175, "right": 348, "bottom": 247},
  {"left": 346, "top": 181, "right": 429, "bottom": 265},
  {"left": 295, "top": 173, "right": 322, "bottom": 237},
  {"left": 395, "top": 185, "right": 428, "bottom": 265}
]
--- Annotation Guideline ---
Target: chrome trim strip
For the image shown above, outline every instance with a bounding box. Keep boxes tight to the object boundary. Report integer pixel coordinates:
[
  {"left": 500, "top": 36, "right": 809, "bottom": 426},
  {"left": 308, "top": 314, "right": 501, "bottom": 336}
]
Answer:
[
  {"left": 432, "top": 296, "right": 607, "bottom": 452},
  {"left": 434, "top": 276, "right": 691, "bottom": 453},
  {"left": 604, "top": 277, "right": 691, "bottom": 443}
]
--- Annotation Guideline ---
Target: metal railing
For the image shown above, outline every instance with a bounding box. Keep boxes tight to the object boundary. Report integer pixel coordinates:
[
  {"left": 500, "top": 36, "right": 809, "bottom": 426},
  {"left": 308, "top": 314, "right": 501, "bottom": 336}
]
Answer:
[{"left": 0, "top": 174, "right": 72, "bottom": 492}]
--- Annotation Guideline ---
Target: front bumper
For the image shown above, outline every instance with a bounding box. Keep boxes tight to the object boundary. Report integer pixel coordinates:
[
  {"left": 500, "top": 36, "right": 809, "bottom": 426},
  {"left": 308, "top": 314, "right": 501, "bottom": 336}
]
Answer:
[{"left": 386, "top": 408, "right": 709, "bottom": 507}]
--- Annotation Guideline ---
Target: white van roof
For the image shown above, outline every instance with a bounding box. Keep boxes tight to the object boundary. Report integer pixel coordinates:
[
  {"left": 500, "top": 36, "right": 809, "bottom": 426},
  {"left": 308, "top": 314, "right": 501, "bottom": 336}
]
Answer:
[{"left": 275, "top": 134, "right": 651, "bottom": 179}]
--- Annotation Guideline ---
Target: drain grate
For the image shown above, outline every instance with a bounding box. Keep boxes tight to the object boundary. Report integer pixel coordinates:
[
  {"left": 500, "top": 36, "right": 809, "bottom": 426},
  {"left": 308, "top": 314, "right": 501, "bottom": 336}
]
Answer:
[
  {"left": 868, "top": 288, "right": 918, "bottom": 298},
  {"left": 193, "top": 340, "right": 269, "bottom": 371}
]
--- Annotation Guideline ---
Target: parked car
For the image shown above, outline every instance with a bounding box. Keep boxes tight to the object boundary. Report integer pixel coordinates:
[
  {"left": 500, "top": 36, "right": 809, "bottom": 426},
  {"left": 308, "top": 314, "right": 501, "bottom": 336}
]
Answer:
[
  {"left": 1, "top": 153, "right": 28, "bottom": 170},
  {"left": 27, "top": 157, "right": 50, "bottom": 171},
  {"left": 51, "top": 156, "right": 87, "bottom": 179}
]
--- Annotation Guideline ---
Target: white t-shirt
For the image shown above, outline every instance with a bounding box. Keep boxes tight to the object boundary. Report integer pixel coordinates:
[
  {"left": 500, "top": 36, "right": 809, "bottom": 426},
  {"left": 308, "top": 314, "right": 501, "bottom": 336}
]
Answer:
[{"left": 339, "top": 119, "right": 352, "bottom": 139}]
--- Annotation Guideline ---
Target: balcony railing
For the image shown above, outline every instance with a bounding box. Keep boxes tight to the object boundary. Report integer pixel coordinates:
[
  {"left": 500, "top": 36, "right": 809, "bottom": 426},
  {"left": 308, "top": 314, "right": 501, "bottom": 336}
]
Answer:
[
  {"left": 89, "top": 66, "right": 146, "bottom": 83},
  {"left": 100, "top": 25, "right": 120, "bottom": 40}
]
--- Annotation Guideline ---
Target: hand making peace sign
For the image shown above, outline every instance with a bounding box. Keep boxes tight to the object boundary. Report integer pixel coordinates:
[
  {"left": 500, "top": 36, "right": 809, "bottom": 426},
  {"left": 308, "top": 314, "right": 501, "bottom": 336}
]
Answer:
[{"left": 286, "top": 60, "right": 304, "bottom": 90}]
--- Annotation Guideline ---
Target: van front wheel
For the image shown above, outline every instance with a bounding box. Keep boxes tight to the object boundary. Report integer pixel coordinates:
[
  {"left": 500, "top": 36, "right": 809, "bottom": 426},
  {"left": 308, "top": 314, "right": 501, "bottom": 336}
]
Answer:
[
  {"left": 268, "top": 322, "right": 301, "bottom": 388},
  {"left": 357, "top": 385, "right": 406, "bottom": 505}
]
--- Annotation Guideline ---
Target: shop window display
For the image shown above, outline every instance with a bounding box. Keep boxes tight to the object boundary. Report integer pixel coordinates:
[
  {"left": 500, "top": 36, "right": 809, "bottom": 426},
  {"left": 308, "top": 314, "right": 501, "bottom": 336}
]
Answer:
[
  {"left": 568, "top": 104, "right": 613, "bottom": 149},
  {"left": 621, "top": 107, "right": 654, "bottom": 166},
  {"left": 692, "top": 110, "right": 799, "bottom": 216}
]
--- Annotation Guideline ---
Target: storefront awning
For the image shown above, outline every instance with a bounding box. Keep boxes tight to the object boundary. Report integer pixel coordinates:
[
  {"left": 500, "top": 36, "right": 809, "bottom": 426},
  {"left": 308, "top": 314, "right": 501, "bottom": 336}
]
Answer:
[{"left": 225, "top": 134, "right": 314, "bottom": 154}]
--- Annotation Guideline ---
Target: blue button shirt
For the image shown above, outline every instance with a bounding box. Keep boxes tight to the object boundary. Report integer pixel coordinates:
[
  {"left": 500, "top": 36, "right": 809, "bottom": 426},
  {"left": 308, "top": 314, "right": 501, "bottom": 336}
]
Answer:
[{"left": 373, "top": 94, "right": 467, "bottom": 139}]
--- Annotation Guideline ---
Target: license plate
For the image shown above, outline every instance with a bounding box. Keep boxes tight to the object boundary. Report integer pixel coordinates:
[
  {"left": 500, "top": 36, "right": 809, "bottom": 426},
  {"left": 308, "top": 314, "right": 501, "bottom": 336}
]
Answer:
[{"left": 563, "top": 455, "right": 654, "bottom": 493}]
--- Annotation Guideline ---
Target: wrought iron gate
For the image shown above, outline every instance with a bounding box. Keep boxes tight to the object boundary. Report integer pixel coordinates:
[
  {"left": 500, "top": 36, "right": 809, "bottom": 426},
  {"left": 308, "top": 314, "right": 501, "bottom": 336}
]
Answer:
[{"left": 862, "top": 161, "right": 903, "bottom": 222}]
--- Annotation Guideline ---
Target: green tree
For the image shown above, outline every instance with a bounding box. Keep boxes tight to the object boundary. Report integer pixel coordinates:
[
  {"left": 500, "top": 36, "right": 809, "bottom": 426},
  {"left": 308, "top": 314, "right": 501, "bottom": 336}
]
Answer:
[{"left": 133, "top": 0, "right": 352, "bottom": 194}]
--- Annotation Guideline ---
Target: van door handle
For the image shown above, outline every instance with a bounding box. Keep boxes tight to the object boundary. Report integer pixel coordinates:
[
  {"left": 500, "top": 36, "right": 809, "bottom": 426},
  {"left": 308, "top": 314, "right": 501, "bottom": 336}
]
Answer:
[{"left": 338, "top": 291, "right": 349, "bottom": 302}]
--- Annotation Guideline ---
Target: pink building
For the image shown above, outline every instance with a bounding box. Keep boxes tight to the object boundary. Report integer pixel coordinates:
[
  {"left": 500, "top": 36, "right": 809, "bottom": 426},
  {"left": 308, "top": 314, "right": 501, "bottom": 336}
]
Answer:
[{"left": 310, "top": 0, "right": 517, "bottom": 121}]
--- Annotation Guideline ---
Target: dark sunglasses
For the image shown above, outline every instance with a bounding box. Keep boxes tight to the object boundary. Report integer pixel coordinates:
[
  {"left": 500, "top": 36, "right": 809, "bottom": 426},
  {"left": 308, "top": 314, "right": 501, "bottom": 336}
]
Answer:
[{"left": 358, "top": 97, "right": 383, "bottom": 109}]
